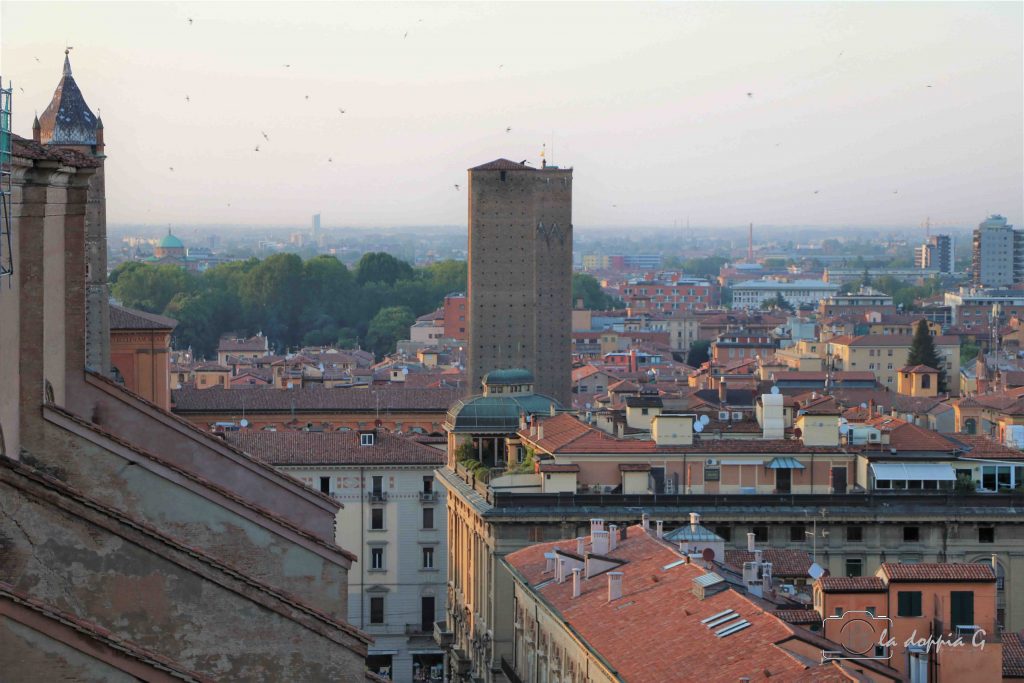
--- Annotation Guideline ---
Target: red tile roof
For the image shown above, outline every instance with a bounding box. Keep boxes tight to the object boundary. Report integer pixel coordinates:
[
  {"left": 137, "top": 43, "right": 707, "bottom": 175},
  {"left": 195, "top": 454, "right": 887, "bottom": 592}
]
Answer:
[
  {"left": 953, "top": 434, "right": 1024, "bottom": 460},
  {"left": 725, "top": 549, "right": 813, "bottom": 578},
  {"left": 1003, "top": 632, "right": 1024, "bottom": 678},
  {"left": 818, "top": 576, "right": 887, "bottom": 593},
  {"left": 504, "top": 526, "right": 828, "bottom": 682},
  {"left": 217, "top": 335, "right": 269, "bottom": 353},
  {"left": 863, "top": 415, "right": 957, "bottom": 451},
  {"left": 172, "top": 386, "right": 459, "bottom": 413},
  {"left": 538, "top": 462, "right": 580, "bottom": 473},
  {"left": 880, "top": 562, "right": 995, "bottom": 583},
  {"left": 773, "top": 609, "right": 822, "bottom": 625},
  {"left": 226, "top": 430, "right": 444, "bottom": 466},
  {"left": 900, "top": 365, "right": 938, "bottom": 374},
  {"left": 469, "top": 158, "right": 536, "bottom": 171},
  {"left": 833, "top": 371, "right": 878, "bottom": 382},
  {"left": 109, "top": 304, "right": 178, "bottom": 330}
]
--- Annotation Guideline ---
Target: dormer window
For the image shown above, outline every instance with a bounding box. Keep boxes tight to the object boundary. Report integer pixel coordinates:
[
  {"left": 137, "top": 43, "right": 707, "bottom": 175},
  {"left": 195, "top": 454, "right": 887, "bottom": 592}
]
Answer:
[{"left": 360, "top": 432, "right": 375, "bottom": 446}]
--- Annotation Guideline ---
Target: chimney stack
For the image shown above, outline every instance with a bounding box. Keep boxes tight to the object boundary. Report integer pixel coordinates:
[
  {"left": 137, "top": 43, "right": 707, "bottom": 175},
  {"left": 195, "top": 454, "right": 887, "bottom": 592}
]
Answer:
[
  {"left": 992, "top": 554, "right": 999, "bottom": 573},
  {"left": 592, "top": 530, "right": 610, "bottom": 555},
  {"left": 747, "top": 532, "right": 756, "bottom": 552},
  {"left": 656, "top": 520, "right": 664, "bottom": 539},
  {"left": 556, "top": 558, "right": 567, "bottom": 583},
  {"left": 572, "top": 568, "right": 582, "bottom": 598},
  {"left": 607, "top": 571, "right": 623, "bottom": 601},
  {"left": 590, "top": 518, "right": 606, "bottom": 536},
  {"left": 641, "top": 513, "right": 650, "bottom": 530},
  {"left": 545, "top": 553, "right": 555, "bottom": 573},
  {"left": 754, "top": 549, "right": 763, "bottom": 564},
  {"left": 690, "top": 512, "right": 700, "bottom": 532},
  {"left": 719, "top": 380, "right": 728, "bottom": 406},
  {"left": 576, "top": 536, "right": 585, "bottom": 556},
  {"left": 608, "top": 524, "right": 618, "bottom": 551}
]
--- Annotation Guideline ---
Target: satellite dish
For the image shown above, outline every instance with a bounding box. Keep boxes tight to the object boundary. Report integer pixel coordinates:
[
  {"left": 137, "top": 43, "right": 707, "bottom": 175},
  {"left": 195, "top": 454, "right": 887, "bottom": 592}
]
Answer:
[
  {"left": 860, "top": 402, "right": 868, "bottom": 409},
  {"left": 240, "top": 418, "right": 249, "bottom": 428},
  {"left": 808, "top": 563, "right": 825, "bottom": 580},
  {"left": 702, "top": 547, "right": 715, "bottom": 562},
  {"left": 700, "top": 414, "right": 711, "bottom": 426},
  {"left": 839, "top": 424, "right": 849, "bottom": 435},
  {"left": 770, "top": 386, "right": 780, "bottom": 395},
  {"left": 694, "top": 422, "right": 704, "bottom": 433},
  {"left": 794, "top": 427, "right": 803, "bottom": 438},
  {"left": 585, "top": 403, "right": 592, "bottom": 410}
]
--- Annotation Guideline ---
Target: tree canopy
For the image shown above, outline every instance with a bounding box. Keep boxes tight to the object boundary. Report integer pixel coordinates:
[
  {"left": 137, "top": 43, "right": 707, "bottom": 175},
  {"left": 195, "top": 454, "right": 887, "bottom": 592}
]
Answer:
[
  {"left": 572, "top": 273, "right": 620, "bottom": 310},
  {"left": 110, "top": 254, "right": 467, "bottom": 359},
  {"left": 907, "top": 319, "right": 946, "bottom": 392}
]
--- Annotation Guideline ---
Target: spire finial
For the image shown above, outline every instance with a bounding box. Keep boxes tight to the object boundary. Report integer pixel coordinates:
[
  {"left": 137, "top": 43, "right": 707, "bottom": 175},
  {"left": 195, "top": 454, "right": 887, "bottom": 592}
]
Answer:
[{"left": 63, "top": 45, "right": 74, "bottom": 76}]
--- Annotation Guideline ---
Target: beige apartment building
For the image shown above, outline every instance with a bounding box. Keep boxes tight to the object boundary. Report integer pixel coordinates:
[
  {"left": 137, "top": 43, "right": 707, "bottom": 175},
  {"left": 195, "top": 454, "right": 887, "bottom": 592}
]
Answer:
[{"left": 828, "top": 334, "right": 961, "bottom": 395}]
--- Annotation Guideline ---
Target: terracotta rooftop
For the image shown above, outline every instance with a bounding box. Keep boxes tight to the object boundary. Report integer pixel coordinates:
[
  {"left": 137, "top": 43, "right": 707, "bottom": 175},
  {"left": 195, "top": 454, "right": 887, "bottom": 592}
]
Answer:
[
  {"left": 862, "top": 415, "right": 957, "bottom": 452},
  {"left": 818, "top": 576, "right": 887, "bottom": 593},
  {"left": 725, "top": 549, "right": 812, "bottom": 578},
  {"left": 880, "top": 562, "right": 995, "bottom": 583},
  {"left": 217, "top": 335, "right": 269, "bottom": 353},
  {"left": 109, "top": 304, "right": 178, "bottom": 331},
  {"left": 172, "top": 386, "right": 459, "bottom": 413},
  {"left": 226, "top": 430, "right": 445, "bottom": 466},
  {"left": 503, "top": 526, "right": 827, "bottom": 682},
  {"left": 10, "top": 133, "right": 99, "bottom": 168},
  {"left": 1003, "top": 632, "right": 1024, "bottom": 678},
  {"left": 773, "top": 609, "right": 822, "bottom": 625},
  {"left": 832, "top": 334, "right": 959, "bottom": 347},
  {"left": 900, "top": 365, "right": 938, "bottom": 374},
  {"left": 952, "top": 434, "right": 1024, "bottom": 460},
  {"left": 469, "top": 158, "right": 536, "bottom": 171}
]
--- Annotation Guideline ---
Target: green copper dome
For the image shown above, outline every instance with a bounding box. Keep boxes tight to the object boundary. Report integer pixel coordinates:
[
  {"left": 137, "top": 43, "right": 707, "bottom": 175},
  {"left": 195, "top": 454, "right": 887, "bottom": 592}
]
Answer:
[
  {"left": 482, "top": 368, "right": 534, "bottom": 386},
  {"left": 159, "top": 231, "right": 185, "bottom": 249}
]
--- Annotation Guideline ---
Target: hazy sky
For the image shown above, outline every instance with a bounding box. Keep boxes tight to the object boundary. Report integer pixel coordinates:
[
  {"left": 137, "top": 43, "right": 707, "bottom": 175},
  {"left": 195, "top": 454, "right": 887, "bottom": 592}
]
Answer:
[{"left": 2, "top": 2, "right": 1021, "bottom": 229}]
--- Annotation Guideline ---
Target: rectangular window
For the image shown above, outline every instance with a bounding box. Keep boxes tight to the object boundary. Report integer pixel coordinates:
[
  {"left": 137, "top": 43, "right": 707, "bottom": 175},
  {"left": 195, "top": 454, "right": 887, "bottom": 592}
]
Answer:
[
  {"left": 423, "top": 507, "right": 434, "bottom": 530},
  {"left": 713, "top": 525, "right": 732, "bottom": 542},
  {"left": 319, "top": 476, "right": 331, "bottom": 494},
  {"left": 423, "top": 547, "right": 435, "bottom": 569},
  {"left": 897, "top": 591, "right": 922, "bottom": 617},
  {"left": 979, "top": 527, "right": 995, "bottom": 543},
  {"left": 371, "top": 547, "right": 384, "bottom": 570},
  {"left": 845, "top": 559, "right": 863, "bottom": 577},
  {"left": 951, "top": 591, "right": 974, "bottom": 626},
  {"left": 372, "top": 475, "right": 384, "bottom": 495},
  {"left": 370, "top": 596, "right": 384, "bottom": 624},
  {"left": 790, "top": 525, "right": 806, "bottom": 542},
  {"left": 752, "top": 526, "right": 768, "bottom": 543},
  {"left": 422, "top": 476, "right": 433, "bottom": 494},
  {"left": 421, "top": 596, "right": 435, "bottom": 632},
  {"left": 847, "top": 526, "right": 863, "bottom": 542},
  {"left": 904, "top": 526, "right": 920, "bottom": 542},
  {"left": 371, "top": 508, "right": 384, "bottom": 530},
  {"left": 360, "top": 432, "right": 375, "bottom": 446}
]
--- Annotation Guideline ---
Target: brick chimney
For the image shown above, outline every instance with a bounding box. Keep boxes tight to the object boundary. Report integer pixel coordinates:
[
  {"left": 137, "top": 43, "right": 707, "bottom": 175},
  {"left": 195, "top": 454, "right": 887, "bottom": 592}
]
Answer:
[{"left": 719, "top": 380, "right": 728, "bottom": 406}]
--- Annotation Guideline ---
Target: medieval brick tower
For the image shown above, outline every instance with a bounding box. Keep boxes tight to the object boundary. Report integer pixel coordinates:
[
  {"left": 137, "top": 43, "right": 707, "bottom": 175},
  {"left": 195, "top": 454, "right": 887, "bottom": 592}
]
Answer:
[
  {"left": 35, "top": 50, "right": 110, "bottom": 375},
  {"left": 466, "top": 159, "right": 573, "bottom": 406}
]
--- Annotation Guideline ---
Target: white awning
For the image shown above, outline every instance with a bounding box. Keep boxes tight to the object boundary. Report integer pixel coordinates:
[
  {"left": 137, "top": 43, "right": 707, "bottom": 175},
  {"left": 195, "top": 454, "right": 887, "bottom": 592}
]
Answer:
[{"left": 870, "top": 463, "right": 956, "bottom": 481}]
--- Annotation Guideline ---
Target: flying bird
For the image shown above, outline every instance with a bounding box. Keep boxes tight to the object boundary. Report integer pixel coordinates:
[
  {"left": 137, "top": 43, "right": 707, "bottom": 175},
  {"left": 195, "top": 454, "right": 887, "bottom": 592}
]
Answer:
[
  {"left": 18, "top": 87, "right": 24, "bottom": 93},
  {"left": 187, "top": 17, "right": 193, "bottom": 25},
  {"left": 328, "top": 157, "right": 333, "bottom": 163},
  {"left": 254, "top": 145, "right": 260, "bottom": 152},
  {"left": 505, "top": 126, "right": 512, "bottom": 133},
  {"left": 34, "top": 57, "right": 40, "bottom": 62},
  {"left": 338, "top": 108, "right": 346, "bottom": 114},
  {"left": 261, "top": 131, "right": 269, "bottom": 141},
  {"left": 169, "top": 167, "right": 175, "bottom": 172},
  {"left": 746, "top": 92, "right": 754, "bottom": 98},
  {"left": 498, "top": 64, "right": 504, "bottom": 69},
  {"left": 305, "top": 95, "right": 310, "bottom": 100},
  {"left": 185, "top": 95, "right": 190, "bottom": 103},
  {"left": 283, "top": 64, "right": 291, "bottom": 68},
  {"left": 926, "top": 85, "right": 933, "bottom": 88},
  {"left": 454, "top": 184, "right": 460, "bottom": 191},
  {"left": 893, "top": 190, "right": 899, "bottom": 194},
  {"left": 813, "top": 190, "right": 820, "bottom": 194}
]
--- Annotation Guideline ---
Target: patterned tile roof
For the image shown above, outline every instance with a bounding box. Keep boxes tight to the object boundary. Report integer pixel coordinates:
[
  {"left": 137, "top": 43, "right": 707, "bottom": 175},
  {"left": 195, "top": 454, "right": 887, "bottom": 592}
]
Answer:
[
  {"left": 227, "top": 430, "right": 444, "bottom": 466},
  {"left": 952, "top": 434, "right": 1024, "bottom": 460},
  {"left": 217, "top": 335, "right": 269, "bottom": 353},
  {"left": 172, "top": 386, "right": 459, "bottom": 413},
  {"left": 1003, "top": 632, "right": 1024, "bottom": 678},
  {"left": 818, "top": 576, "right": 887, "bottom": 593},
  {"left": 38, "top": 53, "right": 99, "bottom": 145},
  {"left": 862, "top": 415, "right": 958, "bottom": 452},
  {"left": 504, "top": 526, "right": 828, "bottom": 682},
  {"left": 773, "top": 609, "right": 822, "bottom": 625},
  {"left": 469, "top": 158, "right": 535, "bottom": 171},
  {"left": 10, "top": 133, "right": 99, "bottom": 168},
  {"left": 109, "top": 304, "right": 178, "bottom": 330},
  {"left": 880, "top": 562, "right": 995, "bottom": 583},
  {"left": 725, "top": 549, "right": 813, "bottom": 578}
]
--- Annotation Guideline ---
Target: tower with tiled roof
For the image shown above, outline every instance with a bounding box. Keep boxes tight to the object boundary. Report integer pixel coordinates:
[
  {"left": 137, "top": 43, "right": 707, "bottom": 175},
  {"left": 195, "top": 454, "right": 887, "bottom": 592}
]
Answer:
[
  {"left": 466, "top": 158, "right": 573, "bottom": 405},
  {"left": 37, "top": 50, "right": 110, "bottom": 374}
]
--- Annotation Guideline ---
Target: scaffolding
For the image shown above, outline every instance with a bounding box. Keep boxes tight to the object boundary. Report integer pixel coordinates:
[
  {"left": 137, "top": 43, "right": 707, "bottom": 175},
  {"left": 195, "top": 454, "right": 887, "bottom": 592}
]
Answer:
[{"left": 0, "top": 76, "right": 13, "bottom": 282}]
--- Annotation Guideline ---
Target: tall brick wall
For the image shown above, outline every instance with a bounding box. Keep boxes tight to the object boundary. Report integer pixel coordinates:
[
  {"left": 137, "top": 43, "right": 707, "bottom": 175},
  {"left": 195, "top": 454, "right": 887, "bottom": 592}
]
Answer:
[{"left": 466, "top": 162, "right": 572, "bottom": 405}]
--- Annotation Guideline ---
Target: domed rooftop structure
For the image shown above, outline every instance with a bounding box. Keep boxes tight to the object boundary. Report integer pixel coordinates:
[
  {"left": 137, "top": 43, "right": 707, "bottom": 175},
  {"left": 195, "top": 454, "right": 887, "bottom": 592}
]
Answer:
[
  {"left": 38, "top": 51, "right": 98, "bottom": 146},
  {"left": 445, "top": 368, "right": 564, "bottom": 434},
  {"left": 159, "top": 231, "right": 185, "bottom": 249}
]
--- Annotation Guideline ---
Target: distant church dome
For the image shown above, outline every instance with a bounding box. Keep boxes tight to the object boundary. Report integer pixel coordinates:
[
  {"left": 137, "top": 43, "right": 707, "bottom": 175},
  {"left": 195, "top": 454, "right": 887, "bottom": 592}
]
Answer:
[
  {"left": 155, "top": 230, "right": 186, "bottom": 258},
  {"left": 38, "top": 51, "right": 98, "bottom": 146}
]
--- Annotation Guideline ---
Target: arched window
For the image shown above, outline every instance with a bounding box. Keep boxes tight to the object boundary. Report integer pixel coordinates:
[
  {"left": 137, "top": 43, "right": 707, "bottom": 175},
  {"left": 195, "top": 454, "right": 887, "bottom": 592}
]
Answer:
[
  {"left": 921, "top": 374, "right": 931, "bottom": 389},
  {"left": 965, "top": 418, "right": 977, "bottom": 435}
]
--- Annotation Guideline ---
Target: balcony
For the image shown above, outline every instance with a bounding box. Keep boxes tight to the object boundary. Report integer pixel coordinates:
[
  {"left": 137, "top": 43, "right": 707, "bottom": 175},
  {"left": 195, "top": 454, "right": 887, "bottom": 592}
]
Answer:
[
  {"left": 406, "top": 623, "right": 434, "bottom": 640},
  {"left": 368, "top": 491, "right": 388, "bottom": 503},
  {"left": 433, "top": 620, "right": 454, "bottom": 648},
  {"left": 419, "top": 491, "right": 437, "bottom": 502}
]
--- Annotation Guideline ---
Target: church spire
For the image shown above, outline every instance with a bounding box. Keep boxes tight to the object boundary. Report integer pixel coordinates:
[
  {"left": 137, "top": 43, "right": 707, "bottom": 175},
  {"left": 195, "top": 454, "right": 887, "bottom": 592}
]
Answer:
[
  {"left": 63, "top": 49, "right": 73, "bottom": 77},
  {"left": 39, "top": 49, "right": 98, "bottom": 146}
]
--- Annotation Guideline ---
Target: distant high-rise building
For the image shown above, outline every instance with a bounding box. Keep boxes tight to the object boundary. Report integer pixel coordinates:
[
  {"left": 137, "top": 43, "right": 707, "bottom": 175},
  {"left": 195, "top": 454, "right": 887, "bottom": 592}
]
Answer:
[
  {"left": 972, "top": 215, "right": 1023, "bottom": 287},
  {"left": 915, "top": 234, "right": 953, "bottom": 273},
  {"left": 312, "top": 212, "right": 321, "bottom": 235},
  {"left": 466, "top": 158, "right": 573, "bottom": 405}
]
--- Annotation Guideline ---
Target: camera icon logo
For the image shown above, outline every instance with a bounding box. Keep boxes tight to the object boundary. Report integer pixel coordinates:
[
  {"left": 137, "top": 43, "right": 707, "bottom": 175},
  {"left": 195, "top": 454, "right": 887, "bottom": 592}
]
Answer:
[{"left": 821, "top": 610, "right": 893, "bottom": 662}]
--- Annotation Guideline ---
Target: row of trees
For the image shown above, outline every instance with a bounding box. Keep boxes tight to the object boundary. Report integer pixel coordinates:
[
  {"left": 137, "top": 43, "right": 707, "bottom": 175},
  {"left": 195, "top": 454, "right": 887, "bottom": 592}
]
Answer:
[
  {"left": 111, "top": 253, "right": 467, "bottom": 359},
  {"left": 111, "top": 256, "right": 621, "bottom": 360}
]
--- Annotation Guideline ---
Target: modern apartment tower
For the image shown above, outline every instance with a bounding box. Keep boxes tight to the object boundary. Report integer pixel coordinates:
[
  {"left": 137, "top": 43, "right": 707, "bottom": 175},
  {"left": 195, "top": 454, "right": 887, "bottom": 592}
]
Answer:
[
  {"left": 972, "top": 214, "right": 1023, "bottom": 288},
  {"left": 466, "top": 158, "right": 573, "bottom": 406},
  {"left": 915, "top": 234, "right": 953, "bottom": 273}
]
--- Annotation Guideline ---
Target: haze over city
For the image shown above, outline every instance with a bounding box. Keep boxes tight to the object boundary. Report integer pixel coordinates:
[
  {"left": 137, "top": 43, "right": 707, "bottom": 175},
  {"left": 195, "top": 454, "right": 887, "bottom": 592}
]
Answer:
[{"left": 2, "top": 1, "right": 1021, "bottom": 229}]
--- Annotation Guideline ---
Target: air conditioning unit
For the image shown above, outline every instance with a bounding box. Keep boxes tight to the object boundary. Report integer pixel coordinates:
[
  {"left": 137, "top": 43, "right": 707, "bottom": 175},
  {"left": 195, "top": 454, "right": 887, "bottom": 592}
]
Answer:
[
  {"left": 718, "top": 411, "right": 730, "bottom": 421},
  {"left": 732, "top": 412, "right": 744, "bottom": 421},
  {"left": 706, "top": 458, "right": 719, "bottom": 466}
]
